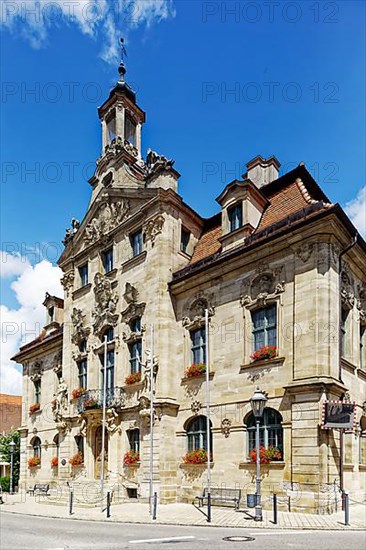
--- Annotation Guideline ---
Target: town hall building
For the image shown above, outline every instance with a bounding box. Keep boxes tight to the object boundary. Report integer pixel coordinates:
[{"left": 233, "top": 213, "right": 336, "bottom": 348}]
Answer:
[{"left": 12, "top": 54, "right": 366, "bottom": 513}]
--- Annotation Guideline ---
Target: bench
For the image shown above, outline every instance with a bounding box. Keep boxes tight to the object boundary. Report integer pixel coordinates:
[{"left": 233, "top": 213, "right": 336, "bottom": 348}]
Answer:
[
  {"left": 28, "top": 483, "right": 50, "bottom": 496},
  {"left": 196, "top": 487, "right": 241, "bottom": 510}
]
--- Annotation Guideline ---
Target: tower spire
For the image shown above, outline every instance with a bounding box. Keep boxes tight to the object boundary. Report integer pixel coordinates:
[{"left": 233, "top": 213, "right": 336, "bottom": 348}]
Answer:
[{"left": 118, "top": 37, "right": 127, "bottom": 84}]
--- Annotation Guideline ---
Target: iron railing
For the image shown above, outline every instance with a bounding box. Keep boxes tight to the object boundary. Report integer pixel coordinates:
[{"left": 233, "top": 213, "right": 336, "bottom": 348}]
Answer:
[{"left": 77, "top": 387, "right": 125, "bottom": 414}]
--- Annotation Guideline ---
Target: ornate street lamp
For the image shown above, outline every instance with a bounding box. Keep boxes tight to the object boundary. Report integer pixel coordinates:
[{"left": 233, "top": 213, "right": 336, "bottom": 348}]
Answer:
[
  {"left": 9, "top": 440, "right": 15, "bottom": 495},
  {"left": 250, "top": 387, "right": 267, "bottom": 521}
]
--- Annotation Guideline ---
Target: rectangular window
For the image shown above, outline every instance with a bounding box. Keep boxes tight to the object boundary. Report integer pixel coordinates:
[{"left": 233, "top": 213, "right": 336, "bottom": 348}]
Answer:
[
  {"left": 128, "top": 429, "right": 140, "bottom": 453},
  {"left": 129, "top": 340, "right": 142, "bottom": 374},
  {"left": 130, "top": 317, "right": 141, "bottom": 333},
  {"left": 341, "top": 308, "right": 348, "bottom": 357},
  {"left": 102, "top": 248, "right": 113, "bottom": 273},
  {"left": 78, "top": 359, "right": 88, "bottom": 389},
  {"left": 190, "top": 328, "right": 206, "bottom": 364},
  {"left": 125, "top": 116, "right": 136, "bottom": 146},
  {"left": 79, "top": 263, "right": 88, "bottom": 287},
  {"left": 100, "top": 350, "right": 115, "bottom": 391},
  {"left": 252, "top": 304, "right": 277, "bottom": 351},
  {"left": 180, "top": 228, "right": 190, "bottom": 254},
  {"left": 131, "top": 230, "right": 143, "bottom": 257},
  {"left": 34, "top": 380, "right": 41, "bottom": 404},
  {"left": 228, "top": 203, "right": 243, "bottom": 232}
]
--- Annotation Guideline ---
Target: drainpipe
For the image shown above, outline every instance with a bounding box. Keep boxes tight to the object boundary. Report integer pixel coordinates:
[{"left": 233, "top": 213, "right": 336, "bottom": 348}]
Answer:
[{"left": 338, "top": 235, "right": 357, "bottom": 494}]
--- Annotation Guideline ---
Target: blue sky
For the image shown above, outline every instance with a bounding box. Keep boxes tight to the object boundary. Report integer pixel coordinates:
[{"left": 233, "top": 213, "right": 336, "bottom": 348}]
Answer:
[{"left": 0, "top": 1, "right": 365, "bottom": 393}]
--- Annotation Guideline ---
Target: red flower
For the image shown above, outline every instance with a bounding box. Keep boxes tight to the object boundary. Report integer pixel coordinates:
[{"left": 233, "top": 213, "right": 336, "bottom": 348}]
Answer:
[
  {"left": 184, "top": 363, "right": 206, "bottom": 378},
  {"left": 123, "top": 450, "right": 140, "bottom": 465},
  {"left": 250, "top": 346, "right": 278, "bottom": 363},
  {"left": 248, "top": 445, "right": 282, "bottom": 463},
  {"left": 29, "top": 403, "right": 40, "bottom": 414},
  {"left": 182, "top": 449, "right": 208, "bottom": 464},
  {"left": 71, "top": 387, "right": 85, "bottom": 399},
  {"left": 28, "top": 456, "right": 41, "bottom": 468},
  {"left": 69, "top": 452, "right": 83, "bottom": 466},
  {"left": 125, "top": 372, "right": 142, "bottom": 385},
  {"left": 51, "top": 456, "right": 58, "bottom": 468}
]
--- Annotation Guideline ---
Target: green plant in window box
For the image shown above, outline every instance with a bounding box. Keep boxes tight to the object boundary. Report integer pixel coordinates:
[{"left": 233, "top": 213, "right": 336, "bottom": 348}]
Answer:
[
  {"left": 184, "top": 363, "right": 206, "bottom": 378},
  {"left": 84, "top": 398, "right": 99, "bottom": 409}
]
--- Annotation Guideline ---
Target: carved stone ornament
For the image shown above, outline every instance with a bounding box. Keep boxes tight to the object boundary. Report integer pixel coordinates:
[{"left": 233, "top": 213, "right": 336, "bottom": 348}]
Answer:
[
  {"left": 138, "top": 396, "right": 152, "bottom": 424},
  {"left": 62, "top": 219, "right": 80, "bottom": 246},
  {"left": 296, "top": 243, "right": 314, "bottom": 263},
  {"left": 106, "top": 408, "right": 121, "bottom": 434},
  {"left": 182, "top": 292, "right": 215, "bottom": 330},
  {"left": 191, "top": 400, "right": 202, "bottom": 414},
  {"left": 78, "top": 416, "right": 87, "bottom": 437},
  {"left": 143, "top": 215, "right": 165, "bottom": 244},
  {"left": 221, "top": 418, "right": 232, "bottom": 438},
  {"left": 61, "top": 270, "right": 75, "bottom": 295},
  {"left": 146, "top": 149, "right": 175, "bottom": 176},
  {"left": 92, "top": 272, "right": 119, "bottom": 335},
  {"left": 53, "top": 378, "right": 68, "bottom": 422},
  {"left": 71, "top": 308, "right": 91, "bottom": 345},
  {"left": 124, "top": 282, "right": 139, "bottom": 304},
  {"left": 341, "top": 270, "right": 355, "bottom": 311},
  {"left": 121, "top": 284, "right": 145, "bottom": 330},
  {"left": 84, "top": 195, "right": 130, "bottom": 245},
  {"left": 100, "top": 136, "right": 138, "bottom": 161},
  {"left": 30, "top": 362, "right": 43, "bottom": 382},
  {"left": 240, "top": 269, "right": 285, "bottom": 308},
  {"left": 53, "top": 351, "right": 62, "bottom": 376}
]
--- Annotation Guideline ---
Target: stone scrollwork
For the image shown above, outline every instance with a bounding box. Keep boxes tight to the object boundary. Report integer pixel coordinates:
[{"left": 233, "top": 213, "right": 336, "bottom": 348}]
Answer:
[
  {"left": 30, "top": 361, "right": 43, "bottom": 382},
  {"left": 182, "top": 292, "right": 215, "bottom": 331},
  {"left": 240, "top": 268, "right": 285, "bottom": 308},
  {"left": 143, "top": 215, "right": 165, "bottom": 244},
  {"left": 191, "top": 400, "right": 202, "bottom": 414},
  {"left": 341, "top": 269, "right": 355, "bottom": 311},
  {"left": 92, "top": 273, "right": 119, "bottom": 336},
  {"left": 121, "top": 282, "right": 146, "bottom": 336},
  {"left": 71, "top": 308, "right": 91, "bottom": 345},
  {"left": 146, "top": 149, "right": 175, "bottom": 176},
  {"left": 61, "top": 270, "right": 75, "bottom": 295},
  {"left": 62, "top": 219, "right": 80, "bottom": 246},
  {"left": 84, "top": 195, "right": 130, "bottom": 245}
]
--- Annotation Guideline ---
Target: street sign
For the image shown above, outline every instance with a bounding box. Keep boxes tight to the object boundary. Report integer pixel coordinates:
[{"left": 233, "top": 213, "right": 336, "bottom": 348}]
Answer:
[{"left": 321, "top": 400, "right": 356, "bottom": 429}]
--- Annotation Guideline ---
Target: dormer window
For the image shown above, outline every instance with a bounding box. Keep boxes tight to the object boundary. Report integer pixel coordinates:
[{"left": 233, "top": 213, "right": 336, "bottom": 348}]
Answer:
[
  {"left": 107, "top": 115, "right": 116, "bottom": 143},
  {"left": 125, "top": 115, "right": 136, "bottom": 146},
  {"left": 48, "top": 306, "right": 54, "bottom": 323},
  {"left": 228, "top": 203, "right": 242, "bottom": 232}
]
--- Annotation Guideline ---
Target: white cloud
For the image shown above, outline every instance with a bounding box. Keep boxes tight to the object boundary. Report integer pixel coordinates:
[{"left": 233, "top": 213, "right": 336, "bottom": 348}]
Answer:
[
  {"left": 0, "top": 251, "right": 30, "bottom": 278},
  {"left": 0, "top": 0, "right": 176, "bottom": 63},
  {"left": 0, "top": 255, "right": 63, "bottom": 396},
  {"left": 344, "top": 186, "right": 366, "bottom": 239}
]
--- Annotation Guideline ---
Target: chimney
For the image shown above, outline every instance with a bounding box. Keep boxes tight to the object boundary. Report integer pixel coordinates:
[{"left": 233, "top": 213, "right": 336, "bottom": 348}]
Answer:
[{"left": 244, "top": 155, "right": 281, "bottom": 188}]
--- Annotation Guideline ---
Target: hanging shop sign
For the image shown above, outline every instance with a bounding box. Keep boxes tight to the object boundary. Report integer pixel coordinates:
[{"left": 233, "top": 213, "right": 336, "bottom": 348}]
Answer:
[{"left": 321, "top": 400, "right": 356, "bottom": 429}]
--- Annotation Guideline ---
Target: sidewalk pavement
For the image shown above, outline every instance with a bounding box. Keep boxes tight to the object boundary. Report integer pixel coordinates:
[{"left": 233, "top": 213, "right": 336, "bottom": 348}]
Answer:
[{"left": 1, "top": 493, "right": 365, "bottom": 530}]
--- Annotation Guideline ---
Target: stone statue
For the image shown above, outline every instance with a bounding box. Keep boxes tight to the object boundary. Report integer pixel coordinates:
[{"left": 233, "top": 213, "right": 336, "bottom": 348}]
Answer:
[
  {"left": 139, "top": 349, "right": 159, "bottom": 393},
  {"left": 54, "top": 378, "right": 68, "bottom": 421}
]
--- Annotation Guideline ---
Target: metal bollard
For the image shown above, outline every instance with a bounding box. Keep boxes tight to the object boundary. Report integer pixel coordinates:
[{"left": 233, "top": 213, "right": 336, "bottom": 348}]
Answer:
[
  {"left": 273, "top": 494, "right": 277, "bottom": 524},
  {"left": 344, "top": 492, "right": 350, "bottom": 526},
  {"left": 69, "top": 490, "right": 73, "bottom": 516},
  {"left": 106, "top": 491, "right": 111, "bottom": 518},
  {"left": 153, "top": 492, "right": 157, "bottom": 520},
  {"left": 207, "top": 492, "right": 211, "bottom": 523}
]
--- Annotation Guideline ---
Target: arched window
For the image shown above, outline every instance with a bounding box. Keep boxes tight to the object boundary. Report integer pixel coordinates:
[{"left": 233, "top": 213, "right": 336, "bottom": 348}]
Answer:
[
  {"left": 75, "top": 435, "right": 84, "bottom": 459},
  {"left": 186, "top": 415, "right": 213, "bottom": 455},
  {"left": 102, "top": 326, "right": 114, "bottom": 342},
  {"left": 246, "top": 408, "right": 283, "bottom": 457},
  {"left": 32, "top": 437, "right": 42, "bottom": 458}
]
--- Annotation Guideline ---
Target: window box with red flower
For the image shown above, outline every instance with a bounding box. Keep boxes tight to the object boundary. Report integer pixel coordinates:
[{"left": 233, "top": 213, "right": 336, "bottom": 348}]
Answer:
[
  {"left": 184, "top": 363, "right": 206, "bottom": 379},
  {"left": 84, "top": 398, "right": 99, "bottom": 410},
  {"left": 51, "top": 399, "right": 57, "bottom": 410},
  {"left": 125, "top": 372, "right": 142, "bottom": 386},
  {"left": 182, "top": 448, "right": 209, "bottom": 464},
  {"left": 248, "top": 445, "right": 282, "bottom": 464},
  {"left": 250, "top": 346, "right": 278, "bottom": 363},
  {"left": 71, "top": 387, "right": 85, "bottom": 399},
  {"left": 69, "top": 452, "right": 84, "bottom": 466},
  {"left": 28, "top": 456, "right": 41, "bottom": 468},
  {"left": 29, "top": 403, "right": 41, "bottom": 415},
  {"left": 123, "top": 450, "right": 140, "bottom": 466},
  {"left": 51, "top": 456, "right": 58, "bottom": 468}
]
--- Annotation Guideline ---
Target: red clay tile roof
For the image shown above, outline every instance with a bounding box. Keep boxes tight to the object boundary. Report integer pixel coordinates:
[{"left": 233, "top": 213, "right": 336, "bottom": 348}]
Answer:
[
  {"left": 11, "top": 326, "right": 63, "bottom": 361},
  {"left": 0, "top": 394, "right": 22, "bottom": 405},
  {"left": 188, "top": 165, "right": 332, "bottom": 267}
]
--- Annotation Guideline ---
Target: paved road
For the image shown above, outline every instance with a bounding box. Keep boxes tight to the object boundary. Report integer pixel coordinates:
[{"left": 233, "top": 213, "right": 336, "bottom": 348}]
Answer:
[{"left": 1, "top": 512, "right": 365, "bottom": 550}]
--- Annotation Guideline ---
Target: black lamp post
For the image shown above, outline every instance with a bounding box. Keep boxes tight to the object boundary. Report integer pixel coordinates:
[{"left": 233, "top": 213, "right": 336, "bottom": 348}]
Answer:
[
  {"left": 250, "top": 386, "right": 267, "bottom": 521},
  {"left": 9, "top": 440, "right": 15, "bottom": 495}
]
